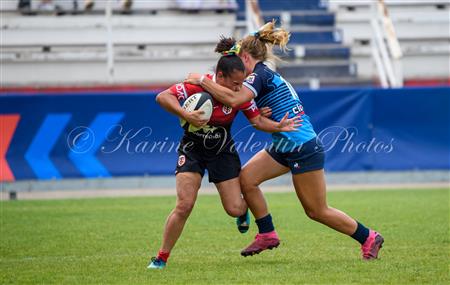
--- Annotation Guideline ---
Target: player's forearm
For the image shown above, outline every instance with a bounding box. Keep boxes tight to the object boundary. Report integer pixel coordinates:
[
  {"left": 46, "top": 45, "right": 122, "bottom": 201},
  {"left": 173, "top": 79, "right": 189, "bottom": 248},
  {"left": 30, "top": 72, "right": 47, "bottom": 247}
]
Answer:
[
  {"left": 155, "top": 91, "right": 188, "bottom": 120},
  {"left": 200, "top": 77, "right": 242, "bottom": 108},
  {"left": 250, "top": 116, "right": 282, "bottom": 133}
]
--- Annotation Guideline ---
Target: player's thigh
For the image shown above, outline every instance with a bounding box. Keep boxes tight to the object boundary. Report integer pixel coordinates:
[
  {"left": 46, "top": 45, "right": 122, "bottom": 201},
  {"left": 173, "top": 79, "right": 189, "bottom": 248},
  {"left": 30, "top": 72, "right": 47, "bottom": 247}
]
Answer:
[
  {"left": 175, "top": 172, "right": 203, "bottom": 205},
  {"left": 240, "top": 149, "right": 290, "bottom": 186},
  {"left": 292, "top": 169, "right": 328, "bottom": 211},
  {"left": 215, "top": 177, "right": 245, "bottom": 208}
]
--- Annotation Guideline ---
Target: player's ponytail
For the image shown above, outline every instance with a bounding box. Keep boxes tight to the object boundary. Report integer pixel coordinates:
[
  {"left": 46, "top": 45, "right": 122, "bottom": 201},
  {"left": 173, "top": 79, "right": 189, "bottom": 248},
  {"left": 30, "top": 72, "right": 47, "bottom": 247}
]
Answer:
[
  {"left": 258, "top": 20, "right": 290, "bottom": 52},
  {"left": 240, "top": 20, "right": 290, "bottom": 62}
]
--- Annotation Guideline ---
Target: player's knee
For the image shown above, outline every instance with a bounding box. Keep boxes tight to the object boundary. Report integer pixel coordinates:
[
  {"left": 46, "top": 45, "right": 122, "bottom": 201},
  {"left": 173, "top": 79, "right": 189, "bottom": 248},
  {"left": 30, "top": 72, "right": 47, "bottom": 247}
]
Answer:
[
  {"left": 175, "top": 201, "right": 195, "bottom": 218},
  {"left": 224, "top": 204, "right": 246, "bottom": 217},
  {"left": 304, "top": 207, "right": 327, "bottom": 222},
  {"left": 305, "top": 209, "right": 319, "bottom": 221}
]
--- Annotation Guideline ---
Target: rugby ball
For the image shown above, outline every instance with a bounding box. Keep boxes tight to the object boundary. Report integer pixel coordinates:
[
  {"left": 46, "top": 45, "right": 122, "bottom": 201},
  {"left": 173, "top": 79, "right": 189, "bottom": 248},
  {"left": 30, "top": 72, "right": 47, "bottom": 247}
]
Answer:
[{"left": 180, "top": 92, "right": 214, "bottom": 132}]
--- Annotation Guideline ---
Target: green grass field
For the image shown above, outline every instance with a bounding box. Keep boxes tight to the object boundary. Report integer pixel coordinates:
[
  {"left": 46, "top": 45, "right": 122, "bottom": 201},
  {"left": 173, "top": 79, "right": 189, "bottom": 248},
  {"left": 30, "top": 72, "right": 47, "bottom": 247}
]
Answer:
[{"left": 0, "top": 188, "right": 448, "bottom": 284}]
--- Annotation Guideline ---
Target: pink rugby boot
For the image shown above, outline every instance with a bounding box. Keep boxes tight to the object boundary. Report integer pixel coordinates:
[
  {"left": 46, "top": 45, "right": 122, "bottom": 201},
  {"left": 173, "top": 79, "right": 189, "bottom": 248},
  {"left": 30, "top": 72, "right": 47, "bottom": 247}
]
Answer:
[
  {"left": 361, "top": 230, "right": 384, "bottom": 260},
  {"left": 241, "top": 231, "right": 280, "bottom": 257}
]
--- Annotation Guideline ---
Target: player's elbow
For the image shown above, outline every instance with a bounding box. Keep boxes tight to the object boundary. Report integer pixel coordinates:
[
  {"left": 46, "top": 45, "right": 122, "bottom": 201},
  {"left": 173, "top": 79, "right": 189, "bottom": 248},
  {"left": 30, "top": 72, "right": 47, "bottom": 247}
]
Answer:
[
  {"left": 155, "top": 93, "right": 164, "bottom": 105},
  {"left": 252, "top": 121, "right": 262, "bottom": 130},
  {"left": 253, "top": 125, "right": 265, "bottom": 132}
]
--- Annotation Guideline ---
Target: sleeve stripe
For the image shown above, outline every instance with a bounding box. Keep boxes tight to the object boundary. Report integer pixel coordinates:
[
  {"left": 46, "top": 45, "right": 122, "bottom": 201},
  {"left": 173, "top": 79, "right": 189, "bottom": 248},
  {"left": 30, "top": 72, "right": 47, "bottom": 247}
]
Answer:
[
  {"left": 181, "top": 84, "right": 188, "bottom": 99},
  {"left": 243, "top": 82, "right": 258, "bottom": 98}
]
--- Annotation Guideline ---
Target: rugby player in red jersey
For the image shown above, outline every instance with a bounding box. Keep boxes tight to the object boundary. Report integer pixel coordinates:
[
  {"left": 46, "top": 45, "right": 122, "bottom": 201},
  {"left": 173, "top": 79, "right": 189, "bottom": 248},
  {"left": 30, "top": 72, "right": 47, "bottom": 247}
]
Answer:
[{"left": 147, "top": 43, "right": 301, "bottom": 269}]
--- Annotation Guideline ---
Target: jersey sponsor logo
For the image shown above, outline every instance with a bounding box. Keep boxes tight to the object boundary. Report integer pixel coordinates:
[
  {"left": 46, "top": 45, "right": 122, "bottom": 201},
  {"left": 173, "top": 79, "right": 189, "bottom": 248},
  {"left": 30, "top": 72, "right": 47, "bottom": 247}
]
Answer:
[
  {"left": 178, "top": 155, "right": 186, "bottom": 167},
  {"left": 222, "top": 105, "right": 233, "bottom": 115},
  {"left": 175, "top": 84, "right": 186, "bottom": 100},
  {"left": 292, "top": 104, "right": 304, "bottom": 114},
  {"left": 245, "top": 73, "right": 256, "bottom": 84}
]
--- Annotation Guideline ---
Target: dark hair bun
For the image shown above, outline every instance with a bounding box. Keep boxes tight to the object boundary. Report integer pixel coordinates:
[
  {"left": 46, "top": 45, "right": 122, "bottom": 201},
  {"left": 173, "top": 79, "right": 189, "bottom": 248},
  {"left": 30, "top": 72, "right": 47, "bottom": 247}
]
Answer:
[{"left": 215, "top": 36, "right": 236, "bottom": 54}]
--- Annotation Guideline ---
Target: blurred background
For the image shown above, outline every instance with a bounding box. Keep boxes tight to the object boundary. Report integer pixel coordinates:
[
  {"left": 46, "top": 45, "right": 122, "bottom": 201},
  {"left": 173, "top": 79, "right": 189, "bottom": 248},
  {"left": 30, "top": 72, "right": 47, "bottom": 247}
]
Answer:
[{"left": 1, "top": 0, "right": 449, "bottom": 199}]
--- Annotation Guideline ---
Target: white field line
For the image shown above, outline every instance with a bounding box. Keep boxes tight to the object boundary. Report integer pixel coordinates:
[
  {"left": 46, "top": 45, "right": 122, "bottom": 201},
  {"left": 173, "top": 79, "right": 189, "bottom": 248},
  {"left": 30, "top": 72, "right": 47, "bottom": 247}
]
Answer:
[{"left": 1, "top": 182, "right": 448, "bottom": 201}]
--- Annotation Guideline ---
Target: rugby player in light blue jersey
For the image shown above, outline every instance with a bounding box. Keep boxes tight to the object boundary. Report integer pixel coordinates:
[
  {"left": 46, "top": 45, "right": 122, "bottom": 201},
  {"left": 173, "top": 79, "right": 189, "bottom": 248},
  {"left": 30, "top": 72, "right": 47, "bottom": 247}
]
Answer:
[{"left": 185, "top": 21, "right": 384, "bottom": 260}]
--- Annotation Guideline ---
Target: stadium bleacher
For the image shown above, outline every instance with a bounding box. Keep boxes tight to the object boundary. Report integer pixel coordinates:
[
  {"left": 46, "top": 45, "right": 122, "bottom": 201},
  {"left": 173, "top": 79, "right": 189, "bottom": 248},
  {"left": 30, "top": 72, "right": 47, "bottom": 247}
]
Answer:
[
  {"left": 2, "top": 0, "right": 237, "bottom": 14},
  {"left": 1, "top": 0, "right": 448, "bottom": 88},
  {"left": 235, "top": 0, "right": 365, "bottom": 88},
  {"left": 328, "top": 0, "right": 450, "bottom": 84},
  {"left": 1, "top": 1, "right": 237, "bottom": 86}
]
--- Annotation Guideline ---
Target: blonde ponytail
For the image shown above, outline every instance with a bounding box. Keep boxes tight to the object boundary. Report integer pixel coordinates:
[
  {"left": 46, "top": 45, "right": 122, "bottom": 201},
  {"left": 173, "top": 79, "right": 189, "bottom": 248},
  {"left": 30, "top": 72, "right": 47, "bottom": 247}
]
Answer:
[
  {"left": 240, "top": 20, "right": 290, "bottom": 62},
  {"left": 258, "top": 20, "right": 290, "bottom": 52}
]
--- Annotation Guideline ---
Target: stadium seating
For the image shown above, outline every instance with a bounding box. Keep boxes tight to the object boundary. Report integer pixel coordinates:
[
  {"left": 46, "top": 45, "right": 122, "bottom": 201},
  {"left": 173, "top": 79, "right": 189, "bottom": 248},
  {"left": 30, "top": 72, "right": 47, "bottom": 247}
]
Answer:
[
  {"left": 1, "top": 1, "right": 236, "bottom": 86},
  {"left": 1, "top": 0, "right": 237, "bottom": 13},
  {"left": 288, "top": 2, "right": 361, "bottom": 87},
  {"left": 1, "top": 0, "right": 448, "bottom": 88},
  {"left": 328, "top": 0, "right": 450, "bottom": 82},
  {"left": 236, "top": 0, "right": 449, "bottom": 87},
  {"left": 235, "top": 0, "right": 365, "bottom": 88}
]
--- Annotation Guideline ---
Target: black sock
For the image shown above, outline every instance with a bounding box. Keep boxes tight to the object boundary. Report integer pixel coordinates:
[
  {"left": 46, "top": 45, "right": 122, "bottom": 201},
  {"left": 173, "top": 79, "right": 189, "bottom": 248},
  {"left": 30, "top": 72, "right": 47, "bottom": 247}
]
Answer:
[
  {"left": 351, "top": 221, "right": 370, "bottom": 245},
  {"left": 255, "top": 214, "right": 275, "bottom": 233}
]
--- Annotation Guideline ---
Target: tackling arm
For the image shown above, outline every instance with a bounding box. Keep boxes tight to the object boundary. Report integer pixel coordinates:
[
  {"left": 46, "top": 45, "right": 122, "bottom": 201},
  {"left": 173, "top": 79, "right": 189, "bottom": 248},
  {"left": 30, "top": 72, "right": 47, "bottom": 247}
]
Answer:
[
  {"left": 185, "top": 74, "right": 254, "bottom": 108},
  {"left": 247, "top": 113, "right": 302, "bottom": 133}
]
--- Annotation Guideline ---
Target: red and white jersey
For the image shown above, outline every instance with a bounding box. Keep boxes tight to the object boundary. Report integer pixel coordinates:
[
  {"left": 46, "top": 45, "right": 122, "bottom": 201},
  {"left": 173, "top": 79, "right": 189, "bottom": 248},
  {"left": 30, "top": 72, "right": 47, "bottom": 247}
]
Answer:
[{"left": 169, "top": 74, "right": 260, "bottom": 127}]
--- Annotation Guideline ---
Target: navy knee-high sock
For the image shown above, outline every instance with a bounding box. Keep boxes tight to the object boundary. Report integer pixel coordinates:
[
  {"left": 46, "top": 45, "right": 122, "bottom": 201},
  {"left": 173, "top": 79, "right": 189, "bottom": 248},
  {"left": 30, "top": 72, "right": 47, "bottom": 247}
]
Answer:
[
  {"left": 255, "top": 214, "right": 275, "bottom": 233},
  {"left": 351, "top": 221, "right": 370, "bottom": 245}
]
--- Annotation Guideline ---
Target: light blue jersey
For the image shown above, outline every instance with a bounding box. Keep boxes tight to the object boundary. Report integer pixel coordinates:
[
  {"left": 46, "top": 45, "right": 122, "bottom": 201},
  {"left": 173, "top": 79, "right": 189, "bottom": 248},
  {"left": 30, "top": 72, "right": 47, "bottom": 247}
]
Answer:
[{"left": 243, "top": 62, "right": 317, "bottom": 152}]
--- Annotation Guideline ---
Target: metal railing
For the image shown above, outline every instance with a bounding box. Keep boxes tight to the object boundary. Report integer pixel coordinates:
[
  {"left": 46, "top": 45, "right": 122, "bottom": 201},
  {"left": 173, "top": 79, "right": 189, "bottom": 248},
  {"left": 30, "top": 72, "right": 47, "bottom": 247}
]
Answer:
[
  {"left": 245, "top": 0, "right": 263, "bottom": 34},
  {"left": 371, "top": 0, "right": 403, "bottom": 88},
  {"left": 105, "top": 0, "right": 115, "bottom": 83}
]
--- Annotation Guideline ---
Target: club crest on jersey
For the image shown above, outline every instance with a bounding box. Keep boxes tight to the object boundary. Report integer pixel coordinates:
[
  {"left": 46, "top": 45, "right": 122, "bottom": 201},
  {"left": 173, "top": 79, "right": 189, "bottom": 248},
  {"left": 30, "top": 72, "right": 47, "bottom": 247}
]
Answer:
[
  {"left": 178, "top": 155, "right": 186, "bottom": 167},
  {"left": 245, "top": 74, "right": 256, "bottom": 84},
  {"left": 222, "top": 105, "right": 233, "bottom": 115}
]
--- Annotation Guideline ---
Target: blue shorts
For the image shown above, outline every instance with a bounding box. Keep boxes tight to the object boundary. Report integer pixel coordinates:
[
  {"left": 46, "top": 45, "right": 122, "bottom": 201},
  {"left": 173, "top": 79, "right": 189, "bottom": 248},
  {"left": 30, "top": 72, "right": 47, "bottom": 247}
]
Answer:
[{"left": 265, "top": 137, "right": 325, "bottom": 174}]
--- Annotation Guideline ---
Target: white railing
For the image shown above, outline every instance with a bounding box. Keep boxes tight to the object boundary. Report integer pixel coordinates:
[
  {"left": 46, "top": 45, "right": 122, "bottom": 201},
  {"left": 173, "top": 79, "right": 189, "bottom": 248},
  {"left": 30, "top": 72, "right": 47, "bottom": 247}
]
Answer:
[
  {"left": 105, "top": 0, "right": 115, "bottom": 83},
  {"left": 245, "top": 0, "right": 263, "bottom": 34},
  {"left": 244, "top": 0, "right": 281, "bottom": 71},
  {"left": 371, "top": 0, "right": 403, "bottom": 88}
]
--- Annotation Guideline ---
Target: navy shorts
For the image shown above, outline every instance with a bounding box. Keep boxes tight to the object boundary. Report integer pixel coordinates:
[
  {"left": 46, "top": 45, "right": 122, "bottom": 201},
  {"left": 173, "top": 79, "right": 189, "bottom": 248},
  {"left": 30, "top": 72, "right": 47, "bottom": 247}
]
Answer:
[
  {"left": 175, "top": 136, "right": 241, "bottom": 183},
  {"left": 265, "top": 137, "right": 325, "bottom": 174}
]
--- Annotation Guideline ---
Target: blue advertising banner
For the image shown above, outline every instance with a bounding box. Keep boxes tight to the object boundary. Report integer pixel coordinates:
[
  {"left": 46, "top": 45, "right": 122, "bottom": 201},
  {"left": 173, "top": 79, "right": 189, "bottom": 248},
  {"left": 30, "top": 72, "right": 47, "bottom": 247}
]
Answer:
[{"left": 1, "top": 86, "right": 449, "bottom": 181}]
